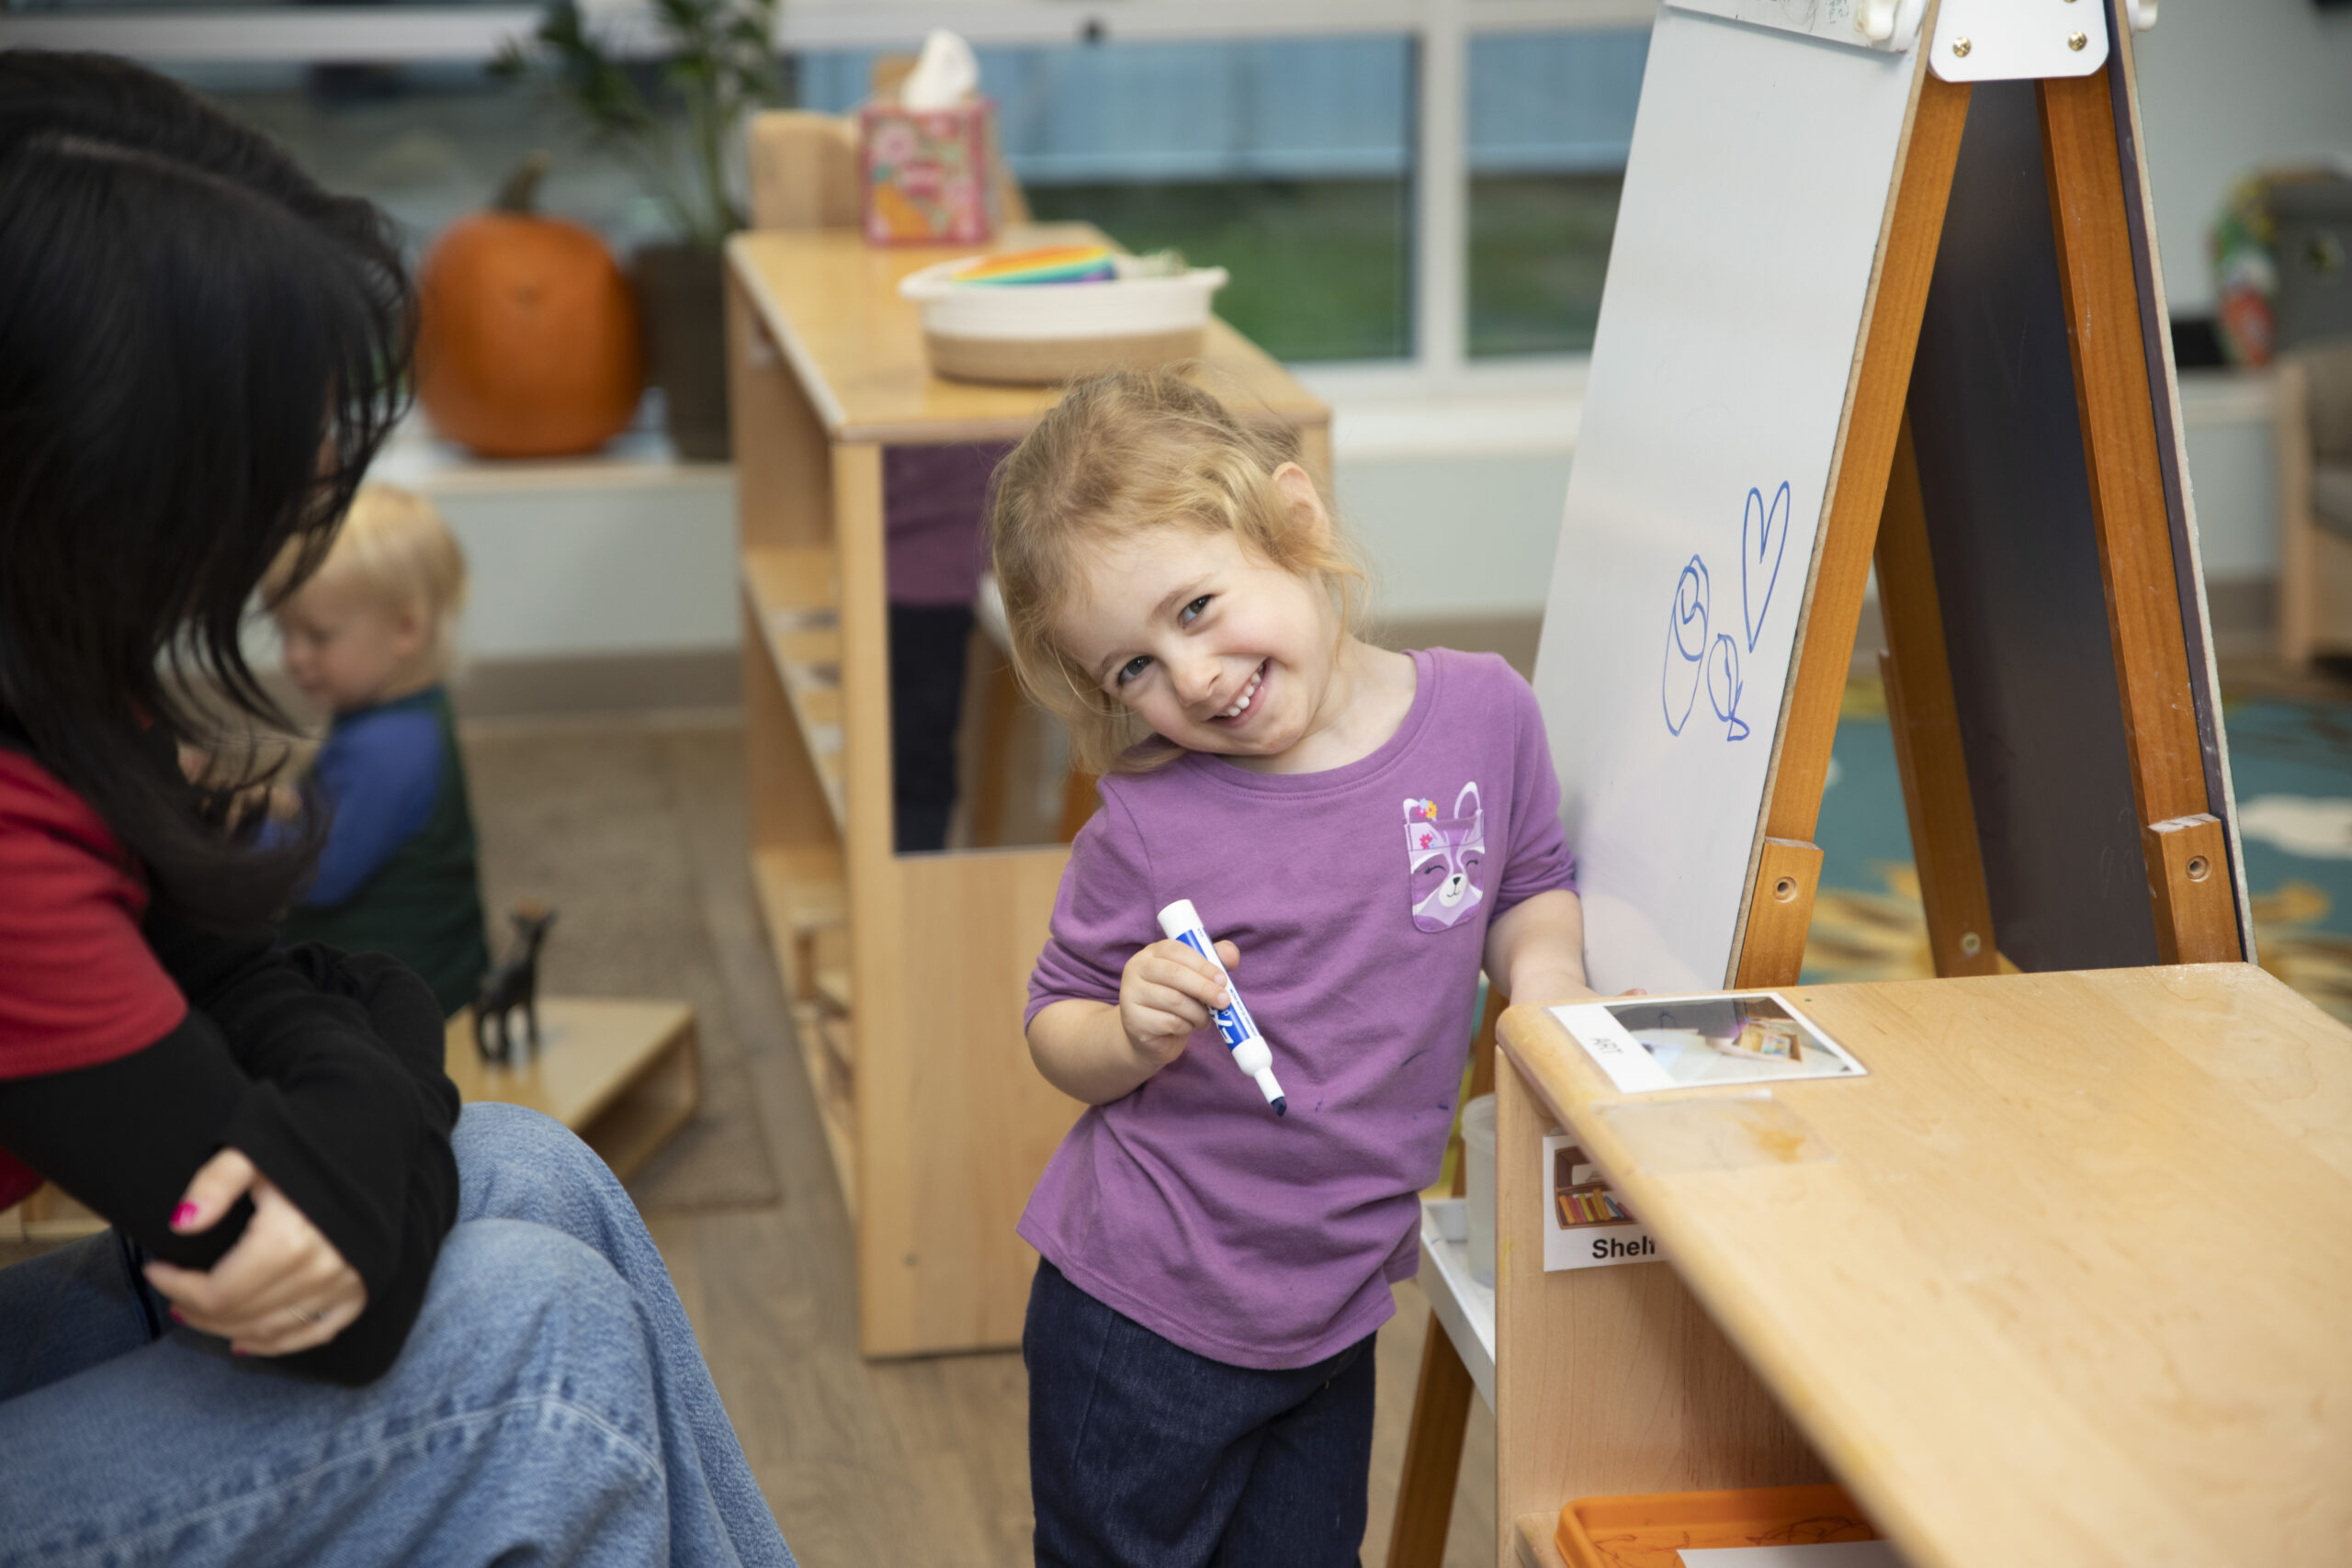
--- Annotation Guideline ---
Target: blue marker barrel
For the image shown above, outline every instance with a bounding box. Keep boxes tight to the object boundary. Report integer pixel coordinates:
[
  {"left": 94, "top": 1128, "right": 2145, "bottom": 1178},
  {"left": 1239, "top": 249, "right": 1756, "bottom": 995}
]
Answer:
[{"left": 1157, "top": 898, "right": 1288, "bottom": 1116}]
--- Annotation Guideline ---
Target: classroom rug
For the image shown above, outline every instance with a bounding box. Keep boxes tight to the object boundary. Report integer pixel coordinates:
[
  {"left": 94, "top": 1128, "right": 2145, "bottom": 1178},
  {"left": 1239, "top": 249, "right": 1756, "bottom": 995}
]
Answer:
[{"left": 1805, "top": 682, "right": 2352, "bottom": 1023}]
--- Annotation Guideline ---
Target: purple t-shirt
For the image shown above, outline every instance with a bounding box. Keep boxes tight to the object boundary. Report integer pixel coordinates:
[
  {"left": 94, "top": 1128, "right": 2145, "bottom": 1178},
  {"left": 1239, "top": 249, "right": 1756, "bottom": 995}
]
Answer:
[{"left": 1021, "top": 649, "right": 1577, "bottom": 1369}]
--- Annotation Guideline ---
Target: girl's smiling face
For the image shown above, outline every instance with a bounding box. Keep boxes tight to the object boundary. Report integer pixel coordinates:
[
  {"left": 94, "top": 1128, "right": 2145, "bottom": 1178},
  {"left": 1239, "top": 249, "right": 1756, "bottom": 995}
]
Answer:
[{"left": 1055, "top": 468, "right": 1343, "bottom": 772}]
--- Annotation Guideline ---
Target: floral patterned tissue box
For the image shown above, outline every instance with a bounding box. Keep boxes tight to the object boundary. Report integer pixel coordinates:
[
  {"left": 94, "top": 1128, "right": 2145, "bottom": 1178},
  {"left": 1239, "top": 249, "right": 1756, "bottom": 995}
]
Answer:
[{"left": 858, "top": 101, "right": 995, "bottom": 246}]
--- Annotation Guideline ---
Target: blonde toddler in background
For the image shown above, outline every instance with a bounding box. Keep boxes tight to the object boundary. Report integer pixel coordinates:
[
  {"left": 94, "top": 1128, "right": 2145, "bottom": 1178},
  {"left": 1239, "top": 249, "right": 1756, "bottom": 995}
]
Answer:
[{"left": 263, "top": 484, "right": 490, "bottom": 1015}]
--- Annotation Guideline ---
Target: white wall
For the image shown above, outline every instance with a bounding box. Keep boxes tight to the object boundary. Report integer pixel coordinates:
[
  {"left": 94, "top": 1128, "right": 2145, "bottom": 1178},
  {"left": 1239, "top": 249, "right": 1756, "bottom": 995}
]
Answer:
[
  {"left": 424, "top": 481, "right": 737, "bottom": 660},
  {"left": 364, "top": 432, "right": 739, "bottom": 663},
  {"left": 1336, "top": 448, "right": 1573, "bottom": 618},
  {"left": 2132, "top": 0, "right": 2352, "bottom": 314},
  {"left": 2179, "top": 370, "right": 2281, "bottom": 581}
]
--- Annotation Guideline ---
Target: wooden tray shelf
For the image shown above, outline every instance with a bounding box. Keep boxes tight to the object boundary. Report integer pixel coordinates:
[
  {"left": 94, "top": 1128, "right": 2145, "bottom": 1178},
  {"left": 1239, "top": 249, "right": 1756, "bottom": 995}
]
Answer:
[
  {"left": 787, "top": 999, "right": 860, "bottom": 1216},
  {"left": 743, "top": 547, "right": 849, "bottom": 834},
  {"left": 751, "top": 843, "right": 860, "bottom": 1213}
]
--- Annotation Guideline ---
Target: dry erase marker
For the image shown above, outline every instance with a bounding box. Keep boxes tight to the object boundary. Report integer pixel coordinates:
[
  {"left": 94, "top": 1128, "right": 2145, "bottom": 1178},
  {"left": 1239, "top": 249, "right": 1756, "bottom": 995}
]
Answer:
[{"left": 1157, "top": 898, "right": 1287, "bottom": 1117}]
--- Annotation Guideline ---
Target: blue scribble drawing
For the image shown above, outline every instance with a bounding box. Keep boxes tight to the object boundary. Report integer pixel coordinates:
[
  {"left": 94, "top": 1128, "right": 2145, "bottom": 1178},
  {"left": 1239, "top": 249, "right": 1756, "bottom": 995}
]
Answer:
[
  {"left": 1708, "top": 632, "right": 1748, "bottom": 741},
  {"left": 1661, "top": 555, "right": 1710, "bottom": 736},
  {"left": 1742, "top": 480, "right": 1792, "bottom": 654},
  {"left": 1659, "top": 481, "right": 1792, "bottom": 743}
]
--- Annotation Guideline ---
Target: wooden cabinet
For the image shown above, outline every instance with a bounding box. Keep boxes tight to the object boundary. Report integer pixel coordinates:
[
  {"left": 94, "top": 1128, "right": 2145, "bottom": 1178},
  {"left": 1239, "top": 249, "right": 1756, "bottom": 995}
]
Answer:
[{"left": 725, "top": 223, "right": 1327, "bottom": 1355}]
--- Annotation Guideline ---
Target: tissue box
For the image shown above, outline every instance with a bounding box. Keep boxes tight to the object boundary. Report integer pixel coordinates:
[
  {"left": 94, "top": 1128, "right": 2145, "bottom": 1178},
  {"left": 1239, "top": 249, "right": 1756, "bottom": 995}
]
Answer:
[{"left": 859, "top": 100, "right": 995, "bottom": 246}]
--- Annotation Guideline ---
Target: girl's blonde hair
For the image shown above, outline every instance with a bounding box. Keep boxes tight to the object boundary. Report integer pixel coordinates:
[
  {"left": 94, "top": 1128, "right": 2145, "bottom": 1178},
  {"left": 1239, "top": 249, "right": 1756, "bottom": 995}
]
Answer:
[
  {"left": 263, "top": 483, "right": 469, "bottom": 680},
  {"left": 991, "top": 367, "right": 1366, "bottom": 775}
]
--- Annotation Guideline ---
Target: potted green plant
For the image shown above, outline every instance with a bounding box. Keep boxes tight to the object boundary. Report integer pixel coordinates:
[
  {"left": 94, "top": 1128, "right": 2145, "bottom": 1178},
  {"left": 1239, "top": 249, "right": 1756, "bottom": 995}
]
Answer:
[{"left": 494, "top": 0, "right": 782, "bottom": 459}]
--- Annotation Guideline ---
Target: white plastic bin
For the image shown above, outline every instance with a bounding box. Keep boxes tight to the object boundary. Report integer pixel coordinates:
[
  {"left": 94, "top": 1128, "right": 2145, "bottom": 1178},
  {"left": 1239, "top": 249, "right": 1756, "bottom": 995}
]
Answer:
[{"left": 1462, "top": 1092, "right": 1498, "bottom": 1286}]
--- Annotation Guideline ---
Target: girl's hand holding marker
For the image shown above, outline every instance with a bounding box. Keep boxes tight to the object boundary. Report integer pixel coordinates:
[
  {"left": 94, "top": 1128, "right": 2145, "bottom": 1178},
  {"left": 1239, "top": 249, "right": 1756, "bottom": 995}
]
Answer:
[
  {"left": 1117, "top": 933, "right": 1240, "bottom": 1070},
  {"left": 1157, "top": 899, "right": 1286, "bottom": 1114}
]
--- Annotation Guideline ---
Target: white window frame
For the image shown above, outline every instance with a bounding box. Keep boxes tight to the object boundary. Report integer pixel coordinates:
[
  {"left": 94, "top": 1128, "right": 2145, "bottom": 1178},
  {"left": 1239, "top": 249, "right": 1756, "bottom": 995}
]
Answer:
[{"left": 3, "top": 0, "right": 1656, "bottom": 406}]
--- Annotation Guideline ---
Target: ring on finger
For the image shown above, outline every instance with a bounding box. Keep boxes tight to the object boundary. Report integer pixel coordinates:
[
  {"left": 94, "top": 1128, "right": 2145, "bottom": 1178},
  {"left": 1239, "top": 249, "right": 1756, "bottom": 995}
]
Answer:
[{"left": 289, "top": 1306, "right": 327, "bottom": 1326}]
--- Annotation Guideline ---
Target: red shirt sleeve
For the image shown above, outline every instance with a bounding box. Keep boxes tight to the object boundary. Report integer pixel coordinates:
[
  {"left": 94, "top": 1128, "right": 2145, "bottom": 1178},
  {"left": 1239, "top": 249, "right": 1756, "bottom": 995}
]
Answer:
[
  {"left": 0, "top": 752, "right": 188, "bottom": 1076},
  {"left": 0, "top": 753, "right": 188, "bottom": 1210}
]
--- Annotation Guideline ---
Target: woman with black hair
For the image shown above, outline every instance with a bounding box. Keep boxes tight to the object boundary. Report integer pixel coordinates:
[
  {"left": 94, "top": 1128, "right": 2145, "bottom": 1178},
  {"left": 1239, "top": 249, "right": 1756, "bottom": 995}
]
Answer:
[{"left": 0, "top": 52, "right": 794, "bottom": 1566}]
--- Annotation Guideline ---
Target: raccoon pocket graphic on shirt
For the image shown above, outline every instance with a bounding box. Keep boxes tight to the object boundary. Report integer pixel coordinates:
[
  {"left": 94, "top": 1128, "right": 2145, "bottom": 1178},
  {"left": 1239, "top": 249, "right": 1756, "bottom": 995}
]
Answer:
[{"left": 1405, "top": 783, "right": 1487, "bottom": 932}]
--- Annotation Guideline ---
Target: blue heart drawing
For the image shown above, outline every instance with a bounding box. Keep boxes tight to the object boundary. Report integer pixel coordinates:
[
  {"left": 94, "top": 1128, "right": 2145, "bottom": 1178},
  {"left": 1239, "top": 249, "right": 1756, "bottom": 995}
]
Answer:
[
  {"left": 1742, "top": 480, "right": 1792, "bottom": 653},
  {"left": 1660, "top": 555, "right": 1710, "bottom": 737}
]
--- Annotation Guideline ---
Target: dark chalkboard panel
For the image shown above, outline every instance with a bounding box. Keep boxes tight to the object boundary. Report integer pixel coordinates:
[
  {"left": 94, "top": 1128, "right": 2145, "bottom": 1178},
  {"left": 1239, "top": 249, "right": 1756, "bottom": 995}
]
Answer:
[{"left": 1905, "top": 81, "right": 2160, "bottom": 971}]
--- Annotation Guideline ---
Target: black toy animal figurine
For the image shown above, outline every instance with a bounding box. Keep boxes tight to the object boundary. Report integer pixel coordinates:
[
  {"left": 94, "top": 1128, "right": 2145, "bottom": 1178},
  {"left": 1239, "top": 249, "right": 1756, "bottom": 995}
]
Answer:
[{"left": 473, "top": 901, "right": 557, "bottom": 1065}]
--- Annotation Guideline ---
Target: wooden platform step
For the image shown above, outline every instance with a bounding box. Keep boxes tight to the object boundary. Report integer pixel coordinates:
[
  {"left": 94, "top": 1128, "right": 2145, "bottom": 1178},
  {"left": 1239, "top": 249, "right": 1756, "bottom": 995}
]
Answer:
[{"left": 447, "top": 997, "right": 700, "bottom": 1180}]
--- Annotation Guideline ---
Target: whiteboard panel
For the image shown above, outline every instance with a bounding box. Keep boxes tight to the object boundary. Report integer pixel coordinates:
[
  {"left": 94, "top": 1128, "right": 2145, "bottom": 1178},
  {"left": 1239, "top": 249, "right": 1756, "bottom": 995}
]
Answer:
[
  {"left": 1530, "top": 6, "right": 1919, "bottom": 994},
  {"left": 1667, "top": 0, "right": 1928, "bottom": 54}
]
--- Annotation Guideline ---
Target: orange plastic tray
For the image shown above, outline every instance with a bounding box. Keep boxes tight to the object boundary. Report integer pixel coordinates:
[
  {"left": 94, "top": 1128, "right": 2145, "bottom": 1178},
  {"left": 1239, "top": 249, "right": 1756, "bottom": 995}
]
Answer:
[{"left": 1556, "top": 1483, "right": 1881, "bottom": 1568}]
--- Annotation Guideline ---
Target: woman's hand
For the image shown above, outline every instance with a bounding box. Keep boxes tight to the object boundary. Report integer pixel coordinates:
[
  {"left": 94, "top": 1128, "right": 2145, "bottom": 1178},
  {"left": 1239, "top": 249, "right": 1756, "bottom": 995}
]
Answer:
[
  {"left": 1119, "top": 938, "right": 1239, "bottom": 1069},
  {"left": 143, "top": 1148, "right": 368, "bottom": 1357}
]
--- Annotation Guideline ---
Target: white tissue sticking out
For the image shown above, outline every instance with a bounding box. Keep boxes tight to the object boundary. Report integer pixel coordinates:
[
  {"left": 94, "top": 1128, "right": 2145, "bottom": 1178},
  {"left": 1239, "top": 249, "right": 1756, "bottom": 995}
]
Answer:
[{"left": 899, "top": 29, "right": 979, "bottom": 109}]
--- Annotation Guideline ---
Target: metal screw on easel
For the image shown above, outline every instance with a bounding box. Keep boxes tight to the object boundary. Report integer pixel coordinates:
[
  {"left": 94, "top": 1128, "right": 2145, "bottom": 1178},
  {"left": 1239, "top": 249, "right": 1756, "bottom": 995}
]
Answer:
[
  {"left": 2067, "top": 30, "right": 2087, "bottom": 50},
  {"left": 1951, "top": 37, "right": 1972, "bottom": 57},
  {"left": 1960, "top": 931, "right": 1984, "bottom": 957}
]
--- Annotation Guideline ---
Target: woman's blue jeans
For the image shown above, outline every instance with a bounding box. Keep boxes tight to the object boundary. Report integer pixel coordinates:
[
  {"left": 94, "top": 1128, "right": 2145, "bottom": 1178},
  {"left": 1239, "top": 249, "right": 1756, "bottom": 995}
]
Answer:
[{"left": 0, "top": 1101, "right": 795, "bottom": 1568}]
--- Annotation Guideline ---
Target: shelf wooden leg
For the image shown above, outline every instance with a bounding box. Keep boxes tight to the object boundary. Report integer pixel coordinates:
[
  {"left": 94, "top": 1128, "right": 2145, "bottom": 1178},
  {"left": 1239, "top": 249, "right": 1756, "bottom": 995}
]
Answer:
[{"left": 1390, "top": 1325, "right": 1477, "bottom": 1568}]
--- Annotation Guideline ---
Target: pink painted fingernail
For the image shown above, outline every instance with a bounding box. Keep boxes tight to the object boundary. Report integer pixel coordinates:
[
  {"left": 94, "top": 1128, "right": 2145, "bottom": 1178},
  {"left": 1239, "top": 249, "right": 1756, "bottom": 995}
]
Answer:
[
  {"left": 232, "top": 1348, "right": 248, "bottom": 1358},
  {"left": 168, "top": 1309, "right": 185, "bottom": 1325},
  {"left": 170, "top": 1202, "right": 198, "bottom": 1229}
]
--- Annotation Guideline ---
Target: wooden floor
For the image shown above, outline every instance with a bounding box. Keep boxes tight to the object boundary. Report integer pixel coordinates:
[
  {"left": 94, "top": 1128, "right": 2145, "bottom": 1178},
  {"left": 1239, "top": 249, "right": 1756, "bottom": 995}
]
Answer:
[{"left": 468, "top": 716, "right": 1498, "bottom": 1568}]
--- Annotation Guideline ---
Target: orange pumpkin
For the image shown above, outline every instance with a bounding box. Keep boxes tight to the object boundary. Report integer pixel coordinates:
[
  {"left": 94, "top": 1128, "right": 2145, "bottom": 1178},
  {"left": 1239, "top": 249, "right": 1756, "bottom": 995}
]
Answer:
[{"left": 415, "top": 155, "right": 644, "bottom": 458}]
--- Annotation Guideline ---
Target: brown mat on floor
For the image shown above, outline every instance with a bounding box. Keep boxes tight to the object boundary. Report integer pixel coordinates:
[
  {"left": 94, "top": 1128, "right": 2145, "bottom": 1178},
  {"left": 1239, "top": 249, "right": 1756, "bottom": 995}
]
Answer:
[{"left": 463, "top": 723, "right": 783, "bottom": 1213}]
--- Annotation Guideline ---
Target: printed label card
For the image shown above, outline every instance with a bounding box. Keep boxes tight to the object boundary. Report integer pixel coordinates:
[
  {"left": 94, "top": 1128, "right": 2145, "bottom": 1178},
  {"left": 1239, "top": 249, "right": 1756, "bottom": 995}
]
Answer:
[
  {"left": 1552, "top": 991, "right": 1866, "bottom": 1095},
  {"left": 1541, "top": 1130, "right": 1659, "bottom": 1271}
]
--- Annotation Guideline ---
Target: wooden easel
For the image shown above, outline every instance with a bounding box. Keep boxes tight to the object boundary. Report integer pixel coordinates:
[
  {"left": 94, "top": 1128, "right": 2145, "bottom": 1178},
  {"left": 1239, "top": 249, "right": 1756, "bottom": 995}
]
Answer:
[{"left": 1389, "top": 4, "right": 2250, "bottom": 1561}]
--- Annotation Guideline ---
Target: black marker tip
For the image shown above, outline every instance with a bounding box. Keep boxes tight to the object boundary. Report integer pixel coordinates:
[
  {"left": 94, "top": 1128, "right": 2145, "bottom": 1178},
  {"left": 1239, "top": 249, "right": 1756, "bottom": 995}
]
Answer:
[{"left": 1272, "top": 1097, "right": 1287, "bottom": 1117}]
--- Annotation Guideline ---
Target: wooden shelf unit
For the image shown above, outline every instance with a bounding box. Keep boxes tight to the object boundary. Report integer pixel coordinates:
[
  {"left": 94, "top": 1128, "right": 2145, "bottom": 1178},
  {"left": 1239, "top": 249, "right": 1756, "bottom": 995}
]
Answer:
[{"left": 725, "top": 222, "right": 1328, "bottom": 1357}]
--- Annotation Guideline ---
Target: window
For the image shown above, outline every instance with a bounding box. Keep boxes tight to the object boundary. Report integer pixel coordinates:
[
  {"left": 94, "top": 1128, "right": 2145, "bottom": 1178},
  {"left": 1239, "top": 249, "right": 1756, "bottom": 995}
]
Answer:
[
  {"left": 797, "top": 37, "right": 1417, "bottom": 364},
  {"left": 17, "top": 2, "right": 1659, "bottom": 381},
  {"left": 158, "top": 62, "right": 676, "bottom": 264},
  {"left": 1466, "top": 28, "right": 1648, "bottom": 358}
]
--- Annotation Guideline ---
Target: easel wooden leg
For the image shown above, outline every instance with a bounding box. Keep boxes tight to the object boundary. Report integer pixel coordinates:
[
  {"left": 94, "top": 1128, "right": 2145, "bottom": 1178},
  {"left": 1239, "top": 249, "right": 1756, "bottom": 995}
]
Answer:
[
  {"left": 1394, "top": 984, "right": 1507, "bottom": 1566},
  {"left": 2038, "top": 73, "right": 2242, "bottom": 964},
  {"left": 1873, "top": 414, "right": 2001, "bottom": 976},
  {"left": 1390, "top": 1329, "right": 1477, "bottom": 1568},
  {"left": 1733, "top": 73, "right": 1972, "bottom": 988}
]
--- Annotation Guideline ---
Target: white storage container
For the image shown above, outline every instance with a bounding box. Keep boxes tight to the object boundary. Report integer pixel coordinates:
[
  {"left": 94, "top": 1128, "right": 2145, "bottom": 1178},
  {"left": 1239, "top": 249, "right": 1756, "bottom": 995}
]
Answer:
[
  {"left": 1462, "top": 1092, "right": 1498, "bottom": 1287},
  {"left": 899, "top": 258, "right": 1228, "bottom": 385}
]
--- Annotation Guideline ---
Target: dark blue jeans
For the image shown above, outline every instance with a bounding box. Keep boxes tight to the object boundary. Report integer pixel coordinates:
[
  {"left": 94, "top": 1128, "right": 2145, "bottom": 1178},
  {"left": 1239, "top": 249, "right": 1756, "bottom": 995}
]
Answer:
[{"left": 1024, "top": 1259, "right": 1374, "bottom": 1568}]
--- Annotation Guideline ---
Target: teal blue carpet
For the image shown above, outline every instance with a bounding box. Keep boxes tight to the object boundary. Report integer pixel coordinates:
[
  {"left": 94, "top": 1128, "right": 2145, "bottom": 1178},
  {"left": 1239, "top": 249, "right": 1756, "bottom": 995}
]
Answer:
[{"left": 1805, "top": 693, "right": 2352, "bottom": 1019}]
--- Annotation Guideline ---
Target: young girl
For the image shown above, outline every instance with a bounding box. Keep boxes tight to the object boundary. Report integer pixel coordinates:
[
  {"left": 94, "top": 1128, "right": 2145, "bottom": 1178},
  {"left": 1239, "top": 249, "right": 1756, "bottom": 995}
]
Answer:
[
  {"left": 993, "top": 369, "right": 1595, "bottom": 1565},
  {"left": 0, "top": 51, "right": 790, "bottom": 1566}
]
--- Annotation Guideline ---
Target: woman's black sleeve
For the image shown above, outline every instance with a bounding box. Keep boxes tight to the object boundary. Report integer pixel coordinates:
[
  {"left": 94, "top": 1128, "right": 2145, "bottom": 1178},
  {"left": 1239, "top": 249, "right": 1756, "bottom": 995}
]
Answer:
[
  {"left": 141, "top": 914, "right": 462, "bottom": 1383},
  {"left": 0, "top": 1008, "right": 261, "bottom": 1271},
  {"left": 0, "top": 917, "right": 464, "bottom": 1384},
  {"left": 144, "top": 915, "right": 458, "bottom": 1120},
  {"left": 0, "top": 1004, "right": 452, "bottom": 1384}
]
